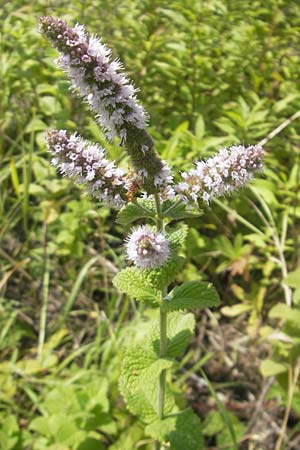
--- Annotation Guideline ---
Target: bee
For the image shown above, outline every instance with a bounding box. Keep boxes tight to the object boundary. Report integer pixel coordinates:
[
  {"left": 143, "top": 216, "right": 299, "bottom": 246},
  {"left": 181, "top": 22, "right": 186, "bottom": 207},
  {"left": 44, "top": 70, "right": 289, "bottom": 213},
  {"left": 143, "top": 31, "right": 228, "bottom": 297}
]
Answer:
[{"left": 125, "top": 170, "right": 141, "bottom": 203}]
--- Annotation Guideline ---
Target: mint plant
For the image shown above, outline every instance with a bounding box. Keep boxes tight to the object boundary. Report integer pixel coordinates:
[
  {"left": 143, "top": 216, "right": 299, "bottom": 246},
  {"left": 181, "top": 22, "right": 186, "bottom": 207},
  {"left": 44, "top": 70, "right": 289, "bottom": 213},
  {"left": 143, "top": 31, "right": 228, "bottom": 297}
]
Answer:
[{"left": 39, "top": 16, "right": 264, "bottom": 450}]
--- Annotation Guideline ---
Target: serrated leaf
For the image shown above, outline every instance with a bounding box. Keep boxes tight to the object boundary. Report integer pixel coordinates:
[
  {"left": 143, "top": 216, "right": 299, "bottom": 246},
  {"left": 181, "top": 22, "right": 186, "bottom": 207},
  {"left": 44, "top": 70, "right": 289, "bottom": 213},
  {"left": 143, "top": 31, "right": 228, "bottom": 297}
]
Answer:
[
  {"left": 151, "top": 312, "right": 195, "bottom": 358},
  {"left": 162, "top": 200, "right": 202, "bottom": 221},
  {"left": 113, "top": 268, "right": 159, "bottom": 304},
  {"left": 145, "top": 409, "right": 203, "bottom": 450},
  {"left": 113, "top": 256, "right": 185, "bottom": 302},
  {"left": 162, "top": 281, "right": 220, "bottom": 312},
  {"left": 146, "top": 255, "right": 185, "bottom": 290},
  {"left": 116, "top": 202, "right": 155, "bottom": 226},
  {"left": 168, "top": 224, "right": 189, "bottom": 249},
  {"left": 139, "top": 358, "right": 176, "bottom": 411},
  {"left": 119, "top": 346, "right": 175, "bottom": 423}
]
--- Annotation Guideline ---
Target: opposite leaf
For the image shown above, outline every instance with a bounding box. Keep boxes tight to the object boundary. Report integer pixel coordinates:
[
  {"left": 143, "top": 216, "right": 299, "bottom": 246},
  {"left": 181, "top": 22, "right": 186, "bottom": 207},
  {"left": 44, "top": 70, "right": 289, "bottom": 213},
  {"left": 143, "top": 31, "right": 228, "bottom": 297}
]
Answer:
[
  {"left": 167, "top": 224, "right": 189, "bottom": 250},
  {"left": 116, "top": 201, "right": 155, "bottom": 226},
  {"left": 162, "top": 200, "right": 202, "bottom": 222},
  {"left": 162, "top": 280, "right": 220, "bottom": 312},
  {"left": 145, "top": 408, "right": 204, "bottom": 450},
  {"left": 146, "top": 255, "right": 185, "bottom": 290},
  {"left": 119, "top": 345, "right": 176, "bottom": 423},
  {"left": 139, "top": 358, "right": 176, "bottom": 412},
  {"left": 151, "top": 312, "right": 195, "bottom": 358},
  {"left": 113, "top": 268, "right": 159, "bottom": 304}
]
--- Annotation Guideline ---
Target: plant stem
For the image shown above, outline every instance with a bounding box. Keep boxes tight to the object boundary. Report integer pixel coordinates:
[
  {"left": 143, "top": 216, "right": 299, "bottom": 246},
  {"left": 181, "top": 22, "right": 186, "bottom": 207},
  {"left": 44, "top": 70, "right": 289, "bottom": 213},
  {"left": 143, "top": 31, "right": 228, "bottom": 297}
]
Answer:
[
  {"left": 158, "top": 307, "right": 167, "bottom": 419},
  {"left": 275, "top": 361, "right": 300, "bottom": 450},
  {"left": 154, "top": 193, "right": 168, "bottom": 450},
  {"left": 154, "top": 193, "right": 163, "bottom": 231},
  {"left": 38, "top": 222, "right": 50, "bottom": 360}
]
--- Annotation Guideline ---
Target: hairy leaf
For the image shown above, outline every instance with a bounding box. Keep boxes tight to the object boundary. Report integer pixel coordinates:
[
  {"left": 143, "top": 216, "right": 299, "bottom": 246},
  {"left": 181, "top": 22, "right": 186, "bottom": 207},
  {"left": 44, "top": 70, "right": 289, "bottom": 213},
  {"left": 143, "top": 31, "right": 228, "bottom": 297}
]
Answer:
[
  {"left": 162, "top": 281, "right": 220, "bottom": 312},
  {"left": 119, "top": 346, "right": 175, "bottom": 423},
  {"left": 167, "top": 224, "right": 189, "bottom": 250},
  {"left": 162, "top": 200, "right": 202, "bottom": 221},
  {"left": 145, "top": 408, "right": 203, "bottom": 450},
  {"left": 116, "top": 201, "right": 155, "bottom": 226},
  {"left": 146, "top": 255, "right": 185, "bottom": 290},
  {"left": 113, "top": 268, "right": 159, "bottom": 304},
  {"left": 139, "top": 358, "right": 176, "bottom": 412},
  {"left": 151, "top": 312, "right": 195, "bottom": 358}
]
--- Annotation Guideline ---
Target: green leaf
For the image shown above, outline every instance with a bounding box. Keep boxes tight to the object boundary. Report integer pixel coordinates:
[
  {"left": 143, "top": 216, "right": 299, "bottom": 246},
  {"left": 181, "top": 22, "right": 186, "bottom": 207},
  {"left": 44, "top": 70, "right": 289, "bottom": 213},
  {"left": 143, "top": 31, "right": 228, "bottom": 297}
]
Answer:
[
  {"left": 221, "top": 304, "right": 252, "bottom": 317},
  {"left": 146, "top": 255, "right": 185, "bottom": 290},
  {"left": 162, "top": 201, "right": 202, "bottom": 221},
  {"left": 162, "top": 281, "right": 220, "bottom": 312},
  {"left": 151, "top": 312, "right": 195, "bottom": 358},
  {"left": 145, "top": 409, "right": 203, "bottom": 450},
  {"left": 77, "top": 439, "right": 105, "bottom": 450},
  {"left": 38, "top": 96, "right": 61, "bottom": 116},
  {"left": 116, "top": 201, "right": 155, "bottom": 226},
  {"left": 168, "top": 224, "right": 189, "bottom": 249},
  {"left": 260, "top": 359, "right": 288, "bottom": 377},
  {"left": 113, "top": 268, "right": 159, "bottom": 304},
  {"left": 30, "top": 417, "right": 51, "bottom": 436},
  {"left": 202, "top": 411, "right": 224, "bottom": 437},
  {"left": 269, "top": 304, "right": 300, "bottom": 323},
  {"left": 25, "top": 117, "right": 48, "bottom": 133},
  {"left": 113, "top": 256, "right": 185, "bottom": 302},
  {"left": 285, "top": 268, "right": 300, "bottom": 288},
  {"left": 217, "top": 413, "right": 245, "bottom": 449},
  {"left": 0, "top": 415, "right": 20, "bottom": 450},
  {"left": 119, "top": 346, "right": 175, "bottom": 423},
  {"left": 139, "top": 358, "right": 176, "bottom": 411}
]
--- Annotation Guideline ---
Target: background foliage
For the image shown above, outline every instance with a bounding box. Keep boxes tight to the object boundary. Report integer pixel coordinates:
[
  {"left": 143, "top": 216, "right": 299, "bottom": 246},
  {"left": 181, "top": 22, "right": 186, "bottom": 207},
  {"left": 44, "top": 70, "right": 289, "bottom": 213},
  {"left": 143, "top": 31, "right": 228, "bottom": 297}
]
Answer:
[{"left": 1, "top": 0, "right": 300, "bottom": 449}]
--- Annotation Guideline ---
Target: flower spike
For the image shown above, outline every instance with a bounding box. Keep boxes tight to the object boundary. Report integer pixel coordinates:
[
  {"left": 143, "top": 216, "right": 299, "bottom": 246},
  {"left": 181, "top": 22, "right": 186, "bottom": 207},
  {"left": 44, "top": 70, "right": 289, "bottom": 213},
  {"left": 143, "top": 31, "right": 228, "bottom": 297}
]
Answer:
[
  {"left": 176, "top": 144, "right": 264, "bottom": 204},
  {"left": 39, "top": 16, "right": 165, "bottom": 193},
  {"left": 46, "top": 129, "right": 136, "bottom": 209}
]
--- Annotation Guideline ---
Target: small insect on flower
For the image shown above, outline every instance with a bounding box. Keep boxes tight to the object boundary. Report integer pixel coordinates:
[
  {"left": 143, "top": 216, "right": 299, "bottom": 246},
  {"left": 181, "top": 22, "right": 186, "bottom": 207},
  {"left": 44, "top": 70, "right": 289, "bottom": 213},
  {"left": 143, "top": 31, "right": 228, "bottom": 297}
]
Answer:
[{"left": 125, "top": 226, "right": 170, "bottom": 269}]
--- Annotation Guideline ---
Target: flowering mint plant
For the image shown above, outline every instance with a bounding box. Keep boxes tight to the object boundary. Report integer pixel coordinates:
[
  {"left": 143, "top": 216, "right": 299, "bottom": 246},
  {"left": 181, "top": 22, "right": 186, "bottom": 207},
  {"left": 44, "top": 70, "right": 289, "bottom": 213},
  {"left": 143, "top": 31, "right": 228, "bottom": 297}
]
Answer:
[{"left": 40, "top": 16, "right": 264, "bottom": 450}]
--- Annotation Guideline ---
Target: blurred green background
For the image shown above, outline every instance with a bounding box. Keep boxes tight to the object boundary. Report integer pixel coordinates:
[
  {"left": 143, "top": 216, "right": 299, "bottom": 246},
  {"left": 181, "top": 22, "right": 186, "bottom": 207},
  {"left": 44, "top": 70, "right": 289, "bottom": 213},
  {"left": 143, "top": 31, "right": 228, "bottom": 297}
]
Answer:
[{"left": 1, "top": 1, "right": 300, "bottom": 449}]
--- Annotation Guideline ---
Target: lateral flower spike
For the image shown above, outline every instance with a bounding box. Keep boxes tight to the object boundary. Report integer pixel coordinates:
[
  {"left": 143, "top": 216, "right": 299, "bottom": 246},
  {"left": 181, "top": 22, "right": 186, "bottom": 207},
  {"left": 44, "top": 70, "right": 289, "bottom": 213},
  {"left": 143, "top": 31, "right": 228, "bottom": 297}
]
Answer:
[
  {"left": 39, "top": 16, "right": 164, "bottom": 193},
  {"left": 176, "top": 144, "right": 264, "bottom": 204},
  {"left": 46, "top": 129, "right": 137, "bottom": 209},
  {"left": 125, "top": 225, "right": 170, "bottom": 269}
]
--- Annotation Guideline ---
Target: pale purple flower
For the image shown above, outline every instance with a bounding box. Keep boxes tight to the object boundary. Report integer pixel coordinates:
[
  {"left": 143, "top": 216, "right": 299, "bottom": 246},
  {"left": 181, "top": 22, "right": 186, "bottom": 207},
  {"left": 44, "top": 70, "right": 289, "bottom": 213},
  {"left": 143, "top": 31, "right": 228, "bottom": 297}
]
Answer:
[
  {"left": 137, "top": 161, "right": 176, "bottom": 201},
  {"left": 39, "top": 16, "right": 164, "bottom": 193},
  {"left": 46, "top": 130, "right": 134, "bottom": 209},
  {"left": 125, "top": 226, "right": 170, "bottom": 269},
  {"left": 176, "top": 144, "right": 264, "bottom": 204},
  {"left": 39, "top": 17, "right": 147, "bottom": 141}
]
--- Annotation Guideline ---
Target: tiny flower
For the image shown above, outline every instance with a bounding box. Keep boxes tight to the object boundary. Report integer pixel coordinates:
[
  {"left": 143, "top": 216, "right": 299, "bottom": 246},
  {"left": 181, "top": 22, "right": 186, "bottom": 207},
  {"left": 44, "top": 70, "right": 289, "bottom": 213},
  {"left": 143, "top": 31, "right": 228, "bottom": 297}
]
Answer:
[
  {"left": 176, "top": 144, "right": 264, "bottom": 204},
  {"left": 46, "top": 129, "right": 136, "bottom": 209},
  {"left": 125, "top": 226, "right": 170, "bottom": 269},
  {"left": 137, "top": 161, "right": 176, "bottom": 201},
  {"left": 39, "top": 16, "right": 164, "bottom": 193},
  {"left": 153, "top": 161, "right": 176, "bottom": 200}
]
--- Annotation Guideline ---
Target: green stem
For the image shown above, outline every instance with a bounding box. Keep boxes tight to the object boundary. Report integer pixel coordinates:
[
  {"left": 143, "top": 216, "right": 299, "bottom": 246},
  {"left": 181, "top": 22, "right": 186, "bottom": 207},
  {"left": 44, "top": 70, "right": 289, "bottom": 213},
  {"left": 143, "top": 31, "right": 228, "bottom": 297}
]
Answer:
[
  {"left": 158, "top": 307, "right": 167, "bottom": 419},
  {"left": 153, "top": 193, "right": 168, "bottom": 450},
  {"left": 154, "top": 193, "right": 163, "bottom": 231}
]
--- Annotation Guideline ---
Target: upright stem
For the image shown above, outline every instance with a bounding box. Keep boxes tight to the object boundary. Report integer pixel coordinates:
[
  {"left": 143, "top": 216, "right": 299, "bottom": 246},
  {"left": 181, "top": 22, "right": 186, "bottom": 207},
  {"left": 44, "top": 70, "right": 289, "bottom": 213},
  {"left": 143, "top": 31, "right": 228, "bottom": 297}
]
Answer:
[
  {"left": 158, "top": 307, "right": 167, "bottom": 418},
  {"left": 154, "top": 194, "right": 168, "bottom": 450},
  {"left": 154, "top": 193, "right": 163, "bottom": 231}
]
